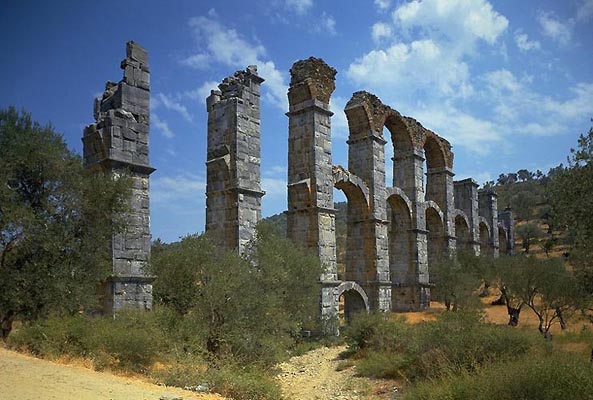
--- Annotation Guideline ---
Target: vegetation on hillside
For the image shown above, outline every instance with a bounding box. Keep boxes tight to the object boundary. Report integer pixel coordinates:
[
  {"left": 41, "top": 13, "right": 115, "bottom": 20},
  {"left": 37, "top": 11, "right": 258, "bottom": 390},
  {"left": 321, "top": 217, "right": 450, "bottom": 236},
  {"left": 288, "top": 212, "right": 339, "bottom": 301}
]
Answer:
[{"left": 0, "top": 107, "right": 131, "bottom": 338}]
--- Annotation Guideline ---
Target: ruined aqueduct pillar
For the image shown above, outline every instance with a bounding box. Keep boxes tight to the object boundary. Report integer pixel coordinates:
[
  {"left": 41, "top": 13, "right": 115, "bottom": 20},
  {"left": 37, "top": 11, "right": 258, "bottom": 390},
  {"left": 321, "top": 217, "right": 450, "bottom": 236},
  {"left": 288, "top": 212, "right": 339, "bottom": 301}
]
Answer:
[
  {"left": 205, "top": 67, "right": 265, "bottom": 254},
  {"left": 344, "top": 93, "right": 391, "bottom": 311},
  {"left": 286, "top": 57, "right": 339, "bottom": 321},
  {"left": 479, "top": 189, "right": 500, "bottom": 257},
  {"left": 454, "top": 178, "right": 481, "bottom": 255},
  {"left": 82, "top": 41, "right": 155, "bottom": 313},
  {"left": 393, "top": 147, "right": 431, "bottom": 308}
]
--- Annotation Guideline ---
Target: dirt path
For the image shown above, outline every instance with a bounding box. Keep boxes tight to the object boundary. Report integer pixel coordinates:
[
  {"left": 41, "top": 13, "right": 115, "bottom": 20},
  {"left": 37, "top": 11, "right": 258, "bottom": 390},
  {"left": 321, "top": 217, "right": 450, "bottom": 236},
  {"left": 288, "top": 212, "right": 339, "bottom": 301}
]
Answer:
[
  {"left": 277, "top": 346, "right": 396, "bottom": 400},
  {"left": 0, "top": 348, "right": 223, "bottom": 400}
]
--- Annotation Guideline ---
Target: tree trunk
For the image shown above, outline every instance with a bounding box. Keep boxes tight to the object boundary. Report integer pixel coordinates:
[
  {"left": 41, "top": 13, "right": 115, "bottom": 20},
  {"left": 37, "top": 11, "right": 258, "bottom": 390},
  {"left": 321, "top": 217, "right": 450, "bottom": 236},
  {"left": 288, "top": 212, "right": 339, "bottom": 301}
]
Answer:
[
  {"left": 1, "top": 311, "right": 16, "bottom": 339},
  {"left": 507, "top": 305, "right": 521, "bottom": 326},
  {"left": 556, "top": 307, "right": 567, "bottom": 330}
]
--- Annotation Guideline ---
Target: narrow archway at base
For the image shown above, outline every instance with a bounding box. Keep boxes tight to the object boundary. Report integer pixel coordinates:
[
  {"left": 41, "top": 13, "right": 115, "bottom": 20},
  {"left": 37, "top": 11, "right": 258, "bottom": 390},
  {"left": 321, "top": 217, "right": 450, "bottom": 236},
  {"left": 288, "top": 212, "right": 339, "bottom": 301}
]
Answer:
[{"left": 336, "top": 281, "right": 370, "bottom": 324}]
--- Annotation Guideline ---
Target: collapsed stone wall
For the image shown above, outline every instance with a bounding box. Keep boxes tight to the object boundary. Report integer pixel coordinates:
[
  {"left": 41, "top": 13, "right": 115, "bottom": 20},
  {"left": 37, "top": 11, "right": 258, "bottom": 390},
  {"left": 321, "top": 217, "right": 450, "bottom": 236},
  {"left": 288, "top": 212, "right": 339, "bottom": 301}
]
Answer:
[{"left": 82, "top": 41, "right": 155, "bottom": 313}]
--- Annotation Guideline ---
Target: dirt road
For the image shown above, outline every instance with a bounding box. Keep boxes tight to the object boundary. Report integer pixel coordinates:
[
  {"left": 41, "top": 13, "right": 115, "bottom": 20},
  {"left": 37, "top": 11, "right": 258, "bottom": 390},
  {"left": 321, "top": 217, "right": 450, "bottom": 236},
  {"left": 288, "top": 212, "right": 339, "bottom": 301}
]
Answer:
[
  {"left": 0, "top": 348, "right": 223, "bottom": 400},
  {"left": 277, "top": 346, "right": 396, "bottom": 400}
]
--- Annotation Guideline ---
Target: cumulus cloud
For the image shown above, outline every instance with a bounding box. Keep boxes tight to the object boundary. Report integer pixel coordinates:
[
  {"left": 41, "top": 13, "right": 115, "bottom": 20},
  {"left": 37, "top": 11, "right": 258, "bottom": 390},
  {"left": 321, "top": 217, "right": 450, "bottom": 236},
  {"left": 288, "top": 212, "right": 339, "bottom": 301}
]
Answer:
[
  {"left": 371, "top": 22, "right": 392, "bottom": 42},
  {"left": 184, "top": 81, "right": 220, "bottom": 103},
  {"left": 182, "top": 13, "right": 288, "bottom": 110},
  {"left": 392, "top": 0, "right": 508, "bottom": 49},
  {"left": 151, "top": 173, "right": 205, "bottom": 204},
  {"left": 347, "top": 40, "right": 473, "bottom": 99},
  {"left": 285, "top": 0, "right": 313, "bottom": 15},
  {"left": 481, "top": 69, "right": 593, "bottom": 136},
  {"left": 537, "top": 11, "right": 573, "bottom": 45},
  {"left": 514, "top": 31, "right": 541, "bottom": 51},
  {"left": 156, "top": 93, "right": 193, "bottom": 122},
  {"left": 577, "top": 0, "right": 593, "bottom": 21},
  {"left": 320, "top": 12, "right": 337, "bottom": 35},
  {"left": 375, "top": 0, "right": 391, "bottom": 11},
  {"left": 152, "top": 113, "right": 174, "bottom": 139}
]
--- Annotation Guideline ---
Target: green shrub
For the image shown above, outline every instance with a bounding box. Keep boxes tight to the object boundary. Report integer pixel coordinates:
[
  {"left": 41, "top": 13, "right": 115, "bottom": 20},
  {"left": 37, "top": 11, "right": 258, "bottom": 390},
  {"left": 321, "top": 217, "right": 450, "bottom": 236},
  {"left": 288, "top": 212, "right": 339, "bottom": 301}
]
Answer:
[
  {"left": 7, "top": 314, "right": 96, "bottom": 358},
  {"left": 206, "top": 364, "right": 282, "bottom": 400},
  {"left": 345, "top": 311, "right": 542, "bottom": 382},
  {"left": 405, "top": 352, "right": 593, "bottom": 400}
]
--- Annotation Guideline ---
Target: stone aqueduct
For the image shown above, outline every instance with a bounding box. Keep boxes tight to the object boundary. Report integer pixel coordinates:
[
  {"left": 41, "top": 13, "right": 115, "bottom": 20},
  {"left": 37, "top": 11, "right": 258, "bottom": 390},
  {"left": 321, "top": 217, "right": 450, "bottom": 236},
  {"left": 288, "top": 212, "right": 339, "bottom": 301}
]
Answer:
[{"left": 84, "top": 42, "right": 514, "bottom": 318}]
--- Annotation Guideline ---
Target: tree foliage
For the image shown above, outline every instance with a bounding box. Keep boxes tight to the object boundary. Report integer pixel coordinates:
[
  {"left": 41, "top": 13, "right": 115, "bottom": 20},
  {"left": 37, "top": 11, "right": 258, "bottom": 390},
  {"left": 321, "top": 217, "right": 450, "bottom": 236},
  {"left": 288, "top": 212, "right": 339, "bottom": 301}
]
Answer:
[
  {"left": 494, "top": 256, "right": 580, "bottom": 335},
  {"left": 149, "top": 221, "right": 322, "bottom": 365},
  {"left": 0, "top": 107, "right": 130, "bottom": 338}
]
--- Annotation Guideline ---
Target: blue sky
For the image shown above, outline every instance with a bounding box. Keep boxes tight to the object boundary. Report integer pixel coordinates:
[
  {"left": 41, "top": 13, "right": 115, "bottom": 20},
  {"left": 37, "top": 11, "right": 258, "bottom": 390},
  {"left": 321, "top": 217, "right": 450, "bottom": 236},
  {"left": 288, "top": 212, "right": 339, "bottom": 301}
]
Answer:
[{"left": 1, "top": 0, "right": 592, "bottom": 243}]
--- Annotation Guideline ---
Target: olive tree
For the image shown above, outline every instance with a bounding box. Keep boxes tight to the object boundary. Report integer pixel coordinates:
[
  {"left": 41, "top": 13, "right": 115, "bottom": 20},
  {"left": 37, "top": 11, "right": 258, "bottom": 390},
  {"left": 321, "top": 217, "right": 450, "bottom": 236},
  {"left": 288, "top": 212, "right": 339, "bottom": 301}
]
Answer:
[{"left": 0, "top": 107, "right": 130, "bottom": 338}]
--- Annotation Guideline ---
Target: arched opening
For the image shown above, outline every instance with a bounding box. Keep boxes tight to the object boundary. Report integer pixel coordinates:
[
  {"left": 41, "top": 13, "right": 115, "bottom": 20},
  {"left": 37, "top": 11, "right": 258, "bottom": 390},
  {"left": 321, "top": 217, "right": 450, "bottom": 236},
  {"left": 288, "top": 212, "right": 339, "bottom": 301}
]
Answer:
[
  {"left": 426, "top": 205, "right": 445, "bottom": 269},
  {"left": 387, "top": 191, "right": 414, "bottom": 310},
  {"left": 479, "top": 221, "right": 491, "bottom": 256},
  {"left": 336, "top": 282, "right": 370, "bottom": 324},
  {"left": 423, "top": 133, "right": 448, "bottom": 210},
  {"left": 333, "top": 172, "right": 371, "bottom": 285},
  {"left": 455, "top": 214, "right": 471, "bottom": 253},
  {"left": 385, "top": 113, "right": 416, "bottom": 198},
  {"left": 498, "top": 226, "right": 508, "bottom": 255}
]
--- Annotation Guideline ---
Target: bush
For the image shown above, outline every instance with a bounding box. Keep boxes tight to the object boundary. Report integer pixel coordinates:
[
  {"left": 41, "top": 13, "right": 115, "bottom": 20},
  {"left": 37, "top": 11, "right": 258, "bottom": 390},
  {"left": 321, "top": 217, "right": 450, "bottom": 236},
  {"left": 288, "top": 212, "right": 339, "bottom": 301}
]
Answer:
[
  {"left": 7, "top": 310, "right": 163, "bottom": 372},
  {"left": 206, "top": 364, "right": 282, "bottom": 400},
  {"left": 344, "top": 311, "right": 542, "bottom": 382},
  {"left": 405, "top": 352, "right": 593, "bottom": 400}
]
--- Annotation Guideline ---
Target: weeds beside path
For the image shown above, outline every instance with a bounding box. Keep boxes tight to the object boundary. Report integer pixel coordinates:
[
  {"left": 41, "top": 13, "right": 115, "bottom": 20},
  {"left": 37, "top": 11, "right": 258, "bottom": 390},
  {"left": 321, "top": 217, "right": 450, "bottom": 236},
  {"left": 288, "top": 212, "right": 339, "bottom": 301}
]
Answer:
[{"left": 0, "top": 347, "right": 224, "bottom": 400}]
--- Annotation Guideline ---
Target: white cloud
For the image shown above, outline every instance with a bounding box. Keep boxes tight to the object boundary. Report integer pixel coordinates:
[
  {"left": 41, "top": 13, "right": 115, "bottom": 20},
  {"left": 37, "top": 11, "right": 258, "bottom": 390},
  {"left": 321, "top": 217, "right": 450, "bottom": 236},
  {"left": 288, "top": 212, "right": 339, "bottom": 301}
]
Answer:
[
  {"left": 184, "top": 80, "right": 220, "bottom": 104},
  {"left": 320, "top": 12, "right": 337, "bottom": 35},
  {"left": 157, "top": 93, "right": 193, "bottom": 122},
  {"left": 285, "top": 0, "right": 313, "bottom": 15},
  {"left": 514, "top": 31, "right": 541, "bottom": 51},
  {"left": 262, "top": 177, "right": 287, "bottom": 199},
  {"left": 151, "top": 173, "right": 205, "bottom": 204},
  {"left": 375, "top": 0, "right": 391, "bottom": 11},
  {"left": 347, "top": 40, "right": 473, "bottom": 99},
  {"left": 152, "top": 113, "right": 174, "bottom": 139},
  {"left": 330, "top": 96, "right": 349, "bottom": 139},
  {"left": 481, "top": 69, "right": 593, "bottom": 136},
  {"left": 392, "top": 0, "right": 508, "bottom": 49},
  {"left": 182, "top": 14, "right": 288, "bottom": 111},
  {"left": 371, "top": 22, "right": 392, "bottom": 42},
  {"left": 537, "top": 11, "right": 573, "bottom": 45},
  {"left": 413, "top": 104, "right": 503, "bottom": 155},
  {"left": 577, "top": 0, "right": 593, "bottom": 21}
]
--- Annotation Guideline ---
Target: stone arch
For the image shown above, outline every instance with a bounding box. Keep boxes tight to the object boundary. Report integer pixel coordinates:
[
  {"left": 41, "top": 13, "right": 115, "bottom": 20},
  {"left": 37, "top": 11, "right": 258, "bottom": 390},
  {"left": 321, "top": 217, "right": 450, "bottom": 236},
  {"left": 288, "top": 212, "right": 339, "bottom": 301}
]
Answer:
[
  {"left": 333, "top": 166, "right": 370, "bottom": 209},
  {"left": 498, "top": 225, "right": 509, "bottom": 255},
  {"left": 478, "top": 217, "right": 491, "bottom": 256},
  {"left": 453, "top": 210, "right": 471, "bottom": 253},
  {"left": 423, "top": 131, "right": 453, "bottom": 211},
  {"left": 386, "top": 190, "right": 414, "bottom": 310},
  {"left": 332, "top": 166, "right": 372, "bottom": 285},
  {"left": 425, "top": 202, "right": 445, "bottom": 271},
  {"left": 337, "top": 281, "right": 370, "bottom": 322}
]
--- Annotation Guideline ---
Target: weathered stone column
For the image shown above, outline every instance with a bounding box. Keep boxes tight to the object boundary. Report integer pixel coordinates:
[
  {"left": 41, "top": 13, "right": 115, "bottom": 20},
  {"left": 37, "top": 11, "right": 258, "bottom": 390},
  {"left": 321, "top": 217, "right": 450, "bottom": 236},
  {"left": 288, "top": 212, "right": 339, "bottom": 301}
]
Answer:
[
  {"left": 205, "top": 66, "right": 265, "bottom": 254},
  {"left": 426, "top": 167, "right": 457, "bottom": 254},
  {"left": 286, "top": 57, "right": 339, "bottom": 323},
  {"left": 479, "top": 189, "right": 500, "bottom": 257},
  {"left": 454, "top": 178, "right": 480, "bottom": 255},
  {"left": 498, "top": 207, "right": 515, "bottom": 255},
  {"left": 82, "top": 41, "right": 155, "bottom": 313},
  {"left": 393, "top": 148, "right": 430, "bottom": 309},
  {"left": 344, "top": 93, "right": 391, "bottom": 311}
]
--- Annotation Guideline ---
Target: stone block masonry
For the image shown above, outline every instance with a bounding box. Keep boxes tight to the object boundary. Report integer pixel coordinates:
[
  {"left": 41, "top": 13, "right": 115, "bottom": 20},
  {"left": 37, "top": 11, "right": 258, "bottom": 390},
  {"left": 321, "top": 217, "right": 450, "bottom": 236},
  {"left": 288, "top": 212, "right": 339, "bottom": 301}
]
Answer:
[
  {"left": 82, "top": 41, "right": 155, "bottom": 313},
  {"left": 206, "top": 66, "right": 265, "bottom": 254},
  {"left": 204, "top": 57, "right": 513, "bottom": 324}
]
